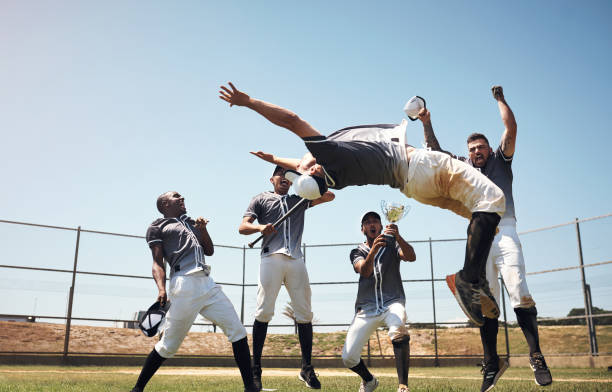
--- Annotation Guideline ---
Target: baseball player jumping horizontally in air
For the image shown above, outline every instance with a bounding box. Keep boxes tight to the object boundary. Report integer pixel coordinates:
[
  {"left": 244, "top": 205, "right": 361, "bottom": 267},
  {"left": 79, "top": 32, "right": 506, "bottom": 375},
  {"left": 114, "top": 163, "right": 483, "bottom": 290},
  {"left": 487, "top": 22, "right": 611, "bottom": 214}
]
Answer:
[
  {"left": 418, "top": 86, "right": 552, "bottom": 391},
  {"left": 239, "top": 165, "right": 334, "bottom": 389},
  {"left": 343, "top": 211, "right": 416, "bottom": 392},
  {"left": 131, "top": 191, "right": 258, "bottom": 392},
  {"left": 219, "top": 82, "right": 505, "bottom": 329}
]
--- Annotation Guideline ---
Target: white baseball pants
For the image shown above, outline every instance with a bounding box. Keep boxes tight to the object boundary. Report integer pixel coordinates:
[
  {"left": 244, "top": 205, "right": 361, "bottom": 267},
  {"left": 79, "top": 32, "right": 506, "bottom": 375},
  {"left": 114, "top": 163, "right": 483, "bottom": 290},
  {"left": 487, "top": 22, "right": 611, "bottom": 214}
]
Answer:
[
  {"left": 342, "top": 302, "right": 408, "bottom": 368},
  {"left": 402, "top": 150, "right": 506, "bottom": 220},
  {"left": 255, "top": 253, "right": 313, "bottom": 323},
  {"left": 485, "top": 219, "right": 535, "bottom": 309},
  {"left": 155, "top": 271, "right": 247, "bottom": 358}
]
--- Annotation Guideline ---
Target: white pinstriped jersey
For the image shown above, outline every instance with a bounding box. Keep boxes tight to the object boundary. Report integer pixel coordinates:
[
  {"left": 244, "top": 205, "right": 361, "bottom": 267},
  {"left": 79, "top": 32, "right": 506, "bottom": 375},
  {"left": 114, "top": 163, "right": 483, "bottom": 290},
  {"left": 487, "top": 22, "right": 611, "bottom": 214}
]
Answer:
[
  {"left": 146, "top": 214, "right": 206, "bottom": 277},
  {"left": 243, "top": 192, "right": 310, "bottom": 259},
  {"left": 349, "top": 239, "right": 405, "bottom": 316}
]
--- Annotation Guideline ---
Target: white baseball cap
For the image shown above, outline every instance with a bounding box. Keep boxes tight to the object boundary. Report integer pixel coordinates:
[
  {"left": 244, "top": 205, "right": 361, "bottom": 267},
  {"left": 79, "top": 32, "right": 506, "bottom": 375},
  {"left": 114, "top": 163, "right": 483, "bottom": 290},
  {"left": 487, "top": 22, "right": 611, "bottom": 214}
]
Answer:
[
  {"left": 284, "top": 170, "right": 328, "bottom": 200},
  {"left": 403, "top": 95, "right": 426, "bottom": 121}
]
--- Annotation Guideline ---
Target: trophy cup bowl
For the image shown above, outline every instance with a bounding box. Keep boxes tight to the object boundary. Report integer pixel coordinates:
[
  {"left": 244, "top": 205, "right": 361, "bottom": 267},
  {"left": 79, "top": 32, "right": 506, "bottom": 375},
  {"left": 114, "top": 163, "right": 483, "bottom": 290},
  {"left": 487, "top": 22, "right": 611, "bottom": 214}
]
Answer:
[{"left": 380, "top": 201, "right": 411, "bottom": 245}]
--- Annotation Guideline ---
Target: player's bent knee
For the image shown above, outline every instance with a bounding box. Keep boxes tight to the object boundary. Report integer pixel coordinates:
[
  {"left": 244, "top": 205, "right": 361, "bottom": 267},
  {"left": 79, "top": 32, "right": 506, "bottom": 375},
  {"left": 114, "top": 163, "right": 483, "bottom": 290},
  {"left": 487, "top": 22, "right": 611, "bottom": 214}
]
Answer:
[
  {"left": 514, "top": 305, "right": 537, "bottom": 316},
  {"left": 254, "top": 311, "right": 274, "bottom": 323},
  {"left": 342, "top": 353, "right": 360, "bottom": 368},
  {"left": 388, "top": 325, "right": 409, "bottom": 342},
  {"left": 155, "top": 340, "right": 179, "bottom": 359},
  {"left": 391, "top": 334, "right": 410, "bottom": 346},
  {"left": 294, "top": 312, "right": 313, "bottom": 324},
  {"left": 226, "top": 324, "right": 248, "bottom": 343}
]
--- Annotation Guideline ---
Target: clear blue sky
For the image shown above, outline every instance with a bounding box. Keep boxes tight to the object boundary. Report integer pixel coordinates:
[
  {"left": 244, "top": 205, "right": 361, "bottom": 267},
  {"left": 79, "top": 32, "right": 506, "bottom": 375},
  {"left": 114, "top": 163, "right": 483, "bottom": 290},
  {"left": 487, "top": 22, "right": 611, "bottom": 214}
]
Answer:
[{"left": 1, "top": 1, "right": 611, "bottom": 334}]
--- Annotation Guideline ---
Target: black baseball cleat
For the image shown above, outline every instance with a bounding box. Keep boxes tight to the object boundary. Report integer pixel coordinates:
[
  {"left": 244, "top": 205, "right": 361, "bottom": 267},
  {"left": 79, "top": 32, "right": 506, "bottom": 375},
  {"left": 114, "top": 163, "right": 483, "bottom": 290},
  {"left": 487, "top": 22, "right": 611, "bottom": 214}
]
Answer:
[
  {"left": 530, "top": 352, "right": 552, "bottom": 386},
  {"left": 252, "top": 364, "right": 262, "bottom": 391},
  {"left": 480, "top": 357, "right": 509, "bottom": 392},
  {"left": 478, "top": 280, "right": 500, "bottom": 319},
  {"left": 446, "top": 272, "right": 484, "bottom": 327},
  {"left": 299, "top": 364, "right": 321, "bottom": 389},
  {"left": 130, "top": 388, "right": 142, "bottom": 392}
]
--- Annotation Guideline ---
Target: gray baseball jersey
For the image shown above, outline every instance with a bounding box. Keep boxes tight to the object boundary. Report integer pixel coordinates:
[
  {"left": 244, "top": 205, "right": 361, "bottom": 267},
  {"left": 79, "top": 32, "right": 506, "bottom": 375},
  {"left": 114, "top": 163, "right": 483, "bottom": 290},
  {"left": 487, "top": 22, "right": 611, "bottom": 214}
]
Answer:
[
  {"left": 303, "top": 123, "right": 409, "bottom": 190},
  {"left": 244, "top": 192, "right": 310, "bottom": 258},
  {"left": 454, "top": 146, "right": 515, "bottom": 220},
  {"left": 349, "top": 239, "right": 405, "bottom": 316},
  {"left": 146, "top": 214, "right": 207, "bottom": 277}
]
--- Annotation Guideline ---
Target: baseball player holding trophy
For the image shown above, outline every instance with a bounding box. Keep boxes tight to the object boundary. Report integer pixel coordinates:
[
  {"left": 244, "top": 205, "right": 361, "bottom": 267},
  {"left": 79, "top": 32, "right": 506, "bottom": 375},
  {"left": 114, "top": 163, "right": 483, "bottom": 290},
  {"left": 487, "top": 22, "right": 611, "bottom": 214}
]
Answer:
[{"left": 342, "top": 204, "right": 415, "bottom": 392}]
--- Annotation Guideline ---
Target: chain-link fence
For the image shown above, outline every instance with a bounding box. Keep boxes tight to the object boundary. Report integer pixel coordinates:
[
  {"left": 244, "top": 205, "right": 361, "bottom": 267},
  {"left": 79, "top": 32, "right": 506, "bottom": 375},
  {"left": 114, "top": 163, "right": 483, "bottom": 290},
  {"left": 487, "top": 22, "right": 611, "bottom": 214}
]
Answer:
[{"left": 1, "top": 213, "right": 610, "bottom": 363}]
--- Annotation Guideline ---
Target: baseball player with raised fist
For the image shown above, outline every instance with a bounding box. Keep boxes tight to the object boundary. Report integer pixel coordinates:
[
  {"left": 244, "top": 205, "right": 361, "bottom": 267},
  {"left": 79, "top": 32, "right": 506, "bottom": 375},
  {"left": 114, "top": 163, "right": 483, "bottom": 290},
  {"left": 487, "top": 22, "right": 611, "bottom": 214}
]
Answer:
[
  {"left": 239, "top": 166, "right": 334, "bottom": 390},
  {"left": 131, "top": 191, "right": 258, "bottom": 392},
  {"left": 419, "top": 86, "right": 552, "bottom": 391},
  {"left": 342, "top": 211, "right": 416, "bottom": 392}
]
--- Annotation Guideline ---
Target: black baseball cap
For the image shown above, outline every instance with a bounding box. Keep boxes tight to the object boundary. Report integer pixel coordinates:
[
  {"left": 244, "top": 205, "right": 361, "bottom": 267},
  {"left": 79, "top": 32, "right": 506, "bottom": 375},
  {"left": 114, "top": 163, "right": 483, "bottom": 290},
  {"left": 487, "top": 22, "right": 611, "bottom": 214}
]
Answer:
[
  {"left": 272, "top": 165, "right": 285, "bottom": 176},
  {"left": 361, "top": 211, "right": 381, "bottom": 225},
  {"left": 139, "top": 301, "right": 171, "bottom": 337}
]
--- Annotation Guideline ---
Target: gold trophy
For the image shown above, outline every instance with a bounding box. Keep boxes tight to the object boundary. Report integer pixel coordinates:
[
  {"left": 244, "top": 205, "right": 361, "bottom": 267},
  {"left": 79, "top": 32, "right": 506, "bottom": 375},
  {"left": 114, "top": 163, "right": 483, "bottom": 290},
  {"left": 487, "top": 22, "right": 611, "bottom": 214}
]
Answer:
[{"left": 380, "top": 201, "right": 410, "bottom": 244}]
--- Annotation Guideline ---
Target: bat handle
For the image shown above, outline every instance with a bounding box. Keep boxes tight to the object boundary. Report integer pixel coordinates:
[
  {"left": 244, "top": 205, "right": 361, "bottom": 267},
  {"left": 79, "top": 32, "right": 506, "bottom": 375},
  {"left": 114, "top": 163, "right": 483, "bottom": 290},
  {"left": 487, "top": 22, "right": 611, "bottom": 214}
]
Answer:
[{"left": 248, "top": 235, "right": 263, "bottom": 248}]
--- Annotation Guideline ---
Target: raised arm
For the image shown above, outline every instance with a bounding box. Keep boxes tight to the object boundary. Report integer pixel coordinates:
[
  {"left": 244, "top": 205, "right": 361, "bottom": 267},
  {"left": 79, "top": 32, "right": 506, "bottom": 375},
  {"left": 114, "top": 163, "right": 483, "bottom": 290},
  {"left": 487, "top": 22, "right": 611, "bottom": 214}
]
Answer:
[
  {"left": 492, "top": 86, "right": 517, "bottom": 157},
  {"left": 384, "top": 224, "right": 416, "bottom": 262},
  {"left": 353, "top": 236, "right": 386, "bottom": 277},
  {"left": 219, "top": 82, "right": 322, "bottom": 138},
  {"left": 250, "top": 151, "right": 301, "bottom": 171},
  {"left": 418, "top": 108, "right": 454, "bottom": 156}
]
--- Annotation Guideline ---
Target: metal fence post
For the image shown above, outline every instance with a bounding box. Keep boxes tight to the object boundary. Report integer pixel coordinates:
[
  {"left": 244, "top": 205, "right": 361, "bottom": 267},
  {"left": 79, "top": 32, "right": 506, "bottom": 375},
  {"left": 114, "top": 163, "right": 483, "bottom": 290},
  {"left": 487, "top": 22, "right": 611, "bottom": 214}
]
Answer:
[
  {"left": 301, "top": 242, "right": 306, "bottom": 336},
  {"left": 241, "top": 246, "right": 246, "bottom": 324},
  {"left": 428, "top": 238, "right": 439, "bottom": 366},
  {"left": 63, "top": 226, "right": 81, "bottom": 358},
  {"left": 585, "top": 284, "right": 598, "bottom": 354},
  {"left": 575, "top": 218, "right": 598, "bottom": 355},
  {"left": 500, "top": 276, "right": 510, "bottom": 361}
]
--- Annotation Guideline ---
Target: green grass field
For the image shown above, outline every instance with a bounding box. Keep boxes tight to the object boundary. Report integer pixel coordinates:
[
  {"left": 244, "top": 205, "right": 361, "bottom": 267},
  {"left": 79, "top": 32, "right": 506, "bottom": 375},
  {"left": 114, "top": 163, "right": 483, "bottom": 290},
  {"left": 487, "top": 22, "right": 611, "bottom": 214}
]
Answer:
[{"left": 0, "top": 366, "right": 610, "bottom": 392}]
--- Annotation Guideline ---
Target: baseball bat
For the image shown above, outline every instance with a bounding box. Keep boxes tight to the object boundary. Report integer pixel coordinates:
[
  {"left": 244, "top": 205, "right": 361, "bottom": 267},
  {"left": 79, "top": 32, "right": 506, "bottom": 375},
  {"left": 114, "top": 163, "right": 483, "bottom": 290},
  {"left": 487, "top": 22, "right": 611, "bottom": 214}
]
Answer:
[{"left": 248, "top": 197, "right": 308, "bottom": 248}]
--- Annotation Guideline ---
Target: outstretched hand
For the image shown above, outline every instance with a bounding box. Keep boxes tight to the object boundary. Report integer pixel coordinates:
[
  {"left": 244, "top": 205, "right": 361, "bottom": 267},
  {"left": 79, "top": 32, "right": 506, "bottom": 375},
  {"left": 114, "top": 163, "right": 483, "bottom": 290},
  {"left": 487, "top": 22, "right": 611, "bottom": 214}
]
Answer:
[
  {"left": 219, "top": 82, "right": 250, "bottom": 107},
  {"left": 250, "top": 151, "right": 275, "bottom": 164}
]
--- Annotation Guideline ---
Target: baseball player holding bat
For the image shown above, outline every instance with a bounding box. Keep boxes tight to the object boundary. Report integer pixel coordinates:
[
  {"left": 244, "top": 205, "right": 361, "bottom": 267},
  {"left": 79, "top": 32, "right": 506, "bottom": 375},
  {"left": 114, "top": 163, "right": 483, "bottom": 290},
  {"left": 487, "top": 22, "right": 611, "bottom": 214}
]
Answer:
[
  {"left": 238, "top": 165, "right": 334, "bottom": 390},
  {"left": 131, "top": 191, "right": 258, "bottom": 392},
  {"left": 343, "top": 211, "right": 416, "bottom": 392},
  {"left": 419, "top": 86, "right": 552, "bottom": 390},
  {"left": 220, "top": 82, "right": 505, "bottom": 330}
]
